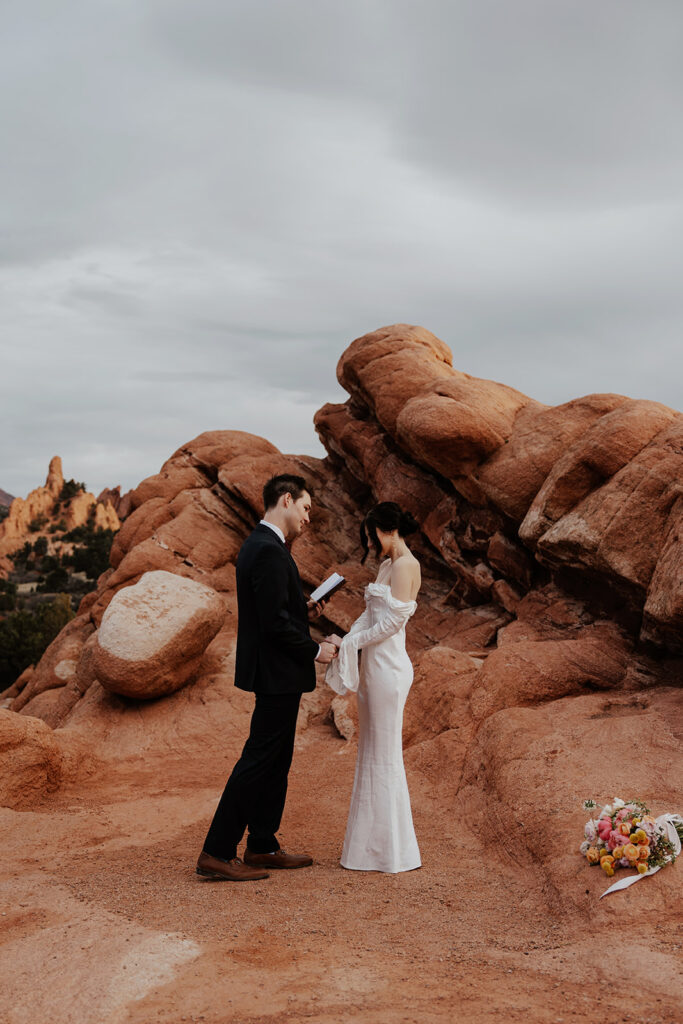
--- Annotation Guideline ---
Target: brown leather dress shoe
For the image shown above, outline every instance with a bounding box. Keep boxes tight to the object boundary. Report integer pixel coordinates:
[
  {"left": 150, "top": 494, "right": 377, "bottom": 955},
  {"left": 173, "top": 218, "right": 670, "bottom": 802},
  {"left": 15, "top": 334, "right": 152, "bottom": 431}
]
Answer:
[
  {"left": 243, "top": 848, "right": 313, "bottom": 869},
  {"left": 196, "top": 851, "right": 269, "bottom": 881}
]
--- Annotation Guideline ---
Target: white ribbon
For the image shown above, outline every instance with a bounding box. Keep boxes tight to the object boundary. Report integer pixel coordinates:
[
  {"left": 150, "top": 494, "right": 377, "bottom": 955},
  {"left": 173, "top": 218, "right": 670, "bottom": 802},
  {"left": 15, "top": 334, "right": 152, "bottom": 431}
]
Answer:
[{"left": 600, "top": 814, "right": 683, "bottom": 898}]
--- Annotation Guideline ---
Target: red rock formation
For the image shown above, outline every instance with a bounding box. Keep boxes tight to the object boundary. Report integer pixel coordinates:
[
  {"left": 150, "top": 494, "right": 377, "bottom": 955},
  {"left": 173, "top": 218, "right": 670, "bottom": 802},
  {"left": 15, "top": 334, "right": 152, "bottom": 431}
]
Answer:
[
  {"left": 96, "top": 485, "right": 134, "bottom": 519},
  {"left": 0, "top": 457, "right": 121, "bottom": 563},
  {"left": 317, "top": 324, "right": 683, "bottom": 650},
  {"left": 0, "top": 708, "right": 64, "bottom": 808},
  {"left": 93, "top": 570, "right": 226, "bottom": 698},
  {"left": 5, "top": 327, "right": 681, "bottom": 731}
]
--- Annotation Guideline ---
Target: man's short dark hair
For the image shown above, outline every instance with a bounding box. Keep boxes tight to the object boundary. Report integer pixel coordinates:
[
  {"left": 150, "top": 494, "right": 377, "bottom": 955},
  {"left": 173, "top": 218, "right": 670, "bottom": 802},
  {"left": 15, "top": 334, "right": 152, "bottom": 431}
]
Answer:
[{"left": 262, "top": 474, "right": 311, "bottom": 512}]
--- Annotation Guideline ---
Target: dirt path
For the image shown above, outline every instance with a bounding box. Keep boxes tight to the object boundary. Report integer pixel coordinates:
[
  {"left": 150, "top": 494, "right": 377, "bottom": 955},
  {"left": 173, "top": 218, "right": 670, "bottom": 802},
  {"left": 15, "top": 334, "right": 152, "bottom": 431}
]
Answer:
[{"left": 1, "top": 718, "right": 681, "bottom": 1024}]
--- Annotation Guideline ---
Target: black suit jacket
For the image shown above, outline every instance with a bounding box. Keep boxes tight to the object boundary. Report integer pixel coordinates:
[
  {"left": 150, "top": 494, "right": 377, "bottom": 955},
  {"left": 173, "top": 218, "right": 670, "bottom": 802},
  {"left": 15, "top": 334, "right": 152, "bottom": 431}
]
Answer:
[{"left": 234, "top": 524, "right": 319, "bottom": 694}]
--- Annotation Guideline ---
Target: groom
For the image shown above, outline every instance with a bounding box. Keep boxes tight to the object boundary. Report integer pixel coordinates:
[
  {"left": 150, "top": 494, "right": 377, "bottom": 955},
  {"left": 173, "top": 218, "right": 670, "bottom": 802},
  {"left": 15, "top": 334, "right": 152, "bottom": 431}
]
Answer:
[{"left": 197, "top": 473, "right": 338, "bottom": 881}]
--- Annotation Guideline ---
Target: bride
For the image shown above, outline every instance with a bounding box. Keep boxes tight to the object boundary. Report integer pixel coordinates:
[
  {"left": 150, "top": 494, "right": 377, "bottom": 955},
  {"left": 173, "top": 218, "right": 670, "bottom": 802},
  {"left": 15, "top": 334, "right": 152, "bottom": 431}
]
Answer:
[{"left": 326, "top": 502, "right": 422, "bottom": 873}]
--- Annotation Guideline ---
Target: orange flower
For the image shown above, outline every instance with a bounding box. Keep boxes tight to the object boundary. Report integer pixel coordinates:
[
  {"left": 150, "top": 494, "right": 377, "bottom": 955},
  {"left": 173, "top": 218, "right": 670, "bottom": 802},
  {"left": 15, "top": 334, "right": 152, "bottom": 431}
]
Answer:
[
  {"left": 633, "top": 829, "right": 648, "bottom": 844},
  {"left": 638, "top": 846, "right": 650, "bottom": 861},
  {"left": 600, "top": 855, "right": 614, "bottom": 869},
  {"left": 586, "top": 847, "right": 600, "bottom": 864},
  {"left": 637, "top": 862, "right": 649, "bottom": 875},
  {"left": 619, "top": 822, "right": 632, "bottom": 837},
  {"left": 623, "top": 844, "right": 639, "bottom": 861}
]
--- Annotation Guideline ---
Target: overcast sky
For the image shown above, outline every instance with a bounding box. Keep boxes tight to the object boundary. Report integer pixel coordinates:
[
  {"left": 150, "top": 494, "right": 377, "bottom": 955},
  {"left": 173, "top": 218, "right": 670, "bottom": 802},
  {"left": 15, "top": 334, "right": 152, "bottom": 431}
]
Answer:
[{"left": 2, "top": 1, "right": 682, "bottom": 499}]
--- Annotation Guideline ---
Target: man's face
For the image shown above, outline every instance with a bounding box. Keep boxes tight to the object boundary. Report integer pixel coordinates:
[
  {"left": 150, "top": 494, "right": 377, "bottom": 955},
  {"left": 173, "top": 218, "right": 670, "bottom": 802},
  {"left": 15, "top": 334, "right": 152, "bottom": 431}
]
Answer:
[{"left": 284, "top": 491, "right": 311, "bottom": 540}]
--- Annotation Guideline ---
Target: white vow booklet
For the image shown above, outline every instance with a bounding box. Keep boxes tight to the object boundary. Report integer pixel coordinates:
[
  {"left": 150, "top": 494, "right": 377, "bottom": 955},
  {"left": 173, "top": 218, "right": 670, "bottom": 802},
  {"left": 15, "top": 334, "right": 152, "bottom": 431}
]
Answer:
[{"left": 310, "top": 572, "right": 346, "bottom": 603}]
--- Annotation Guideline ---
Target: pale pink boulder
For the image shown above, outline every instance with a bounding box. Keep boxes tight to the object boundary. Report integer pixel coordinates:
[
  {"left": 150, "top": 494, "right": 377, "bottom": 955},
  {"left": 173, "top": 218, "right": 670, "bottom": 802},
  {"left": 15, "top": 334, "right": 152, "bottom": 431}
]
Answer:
[
  {"left": 92, "top": 570, "right": 226, "bottom": 699},
  {"left": 0, "top": 709, "right": 63, "bottom": 809}
]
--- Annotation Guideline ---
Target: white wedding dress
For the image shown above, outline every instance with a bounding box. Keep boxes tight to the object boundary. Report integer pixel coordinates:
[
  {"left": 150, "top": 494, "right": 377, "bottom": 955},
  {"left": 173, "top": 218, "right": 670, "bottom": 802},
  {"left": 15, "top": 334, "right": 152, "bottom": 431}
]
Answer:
[{"left": 326, "top": 560, "right": 421, "bottom": 873}]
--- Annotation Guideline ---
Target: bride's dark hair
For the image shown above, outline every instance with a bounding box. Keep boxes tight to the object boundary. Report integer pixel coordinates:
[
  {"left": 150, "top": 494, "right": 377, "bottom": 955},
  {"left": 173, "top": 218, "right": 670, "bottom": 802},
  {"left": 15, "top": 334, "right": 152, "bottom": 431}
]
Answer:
[{"left": 360, "top": 502, "right": 419, "bottom": 564}]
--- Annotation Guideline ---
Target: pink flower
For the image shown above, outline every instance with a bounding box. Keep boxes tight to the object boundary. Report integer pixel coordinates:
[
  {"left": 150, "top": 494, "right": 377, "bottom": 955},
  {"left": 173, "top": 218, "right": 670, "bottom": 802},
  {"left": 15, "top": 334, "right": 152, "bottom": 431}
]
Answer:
[
  {"left": 597, "top": 819, "right": 612, "bottom": 841},
  {"left": 615, "top": 809, "right": 629, "bottom": 822},
  {"left": 608, "top": 830, "right": 629, "bottom": 851}
]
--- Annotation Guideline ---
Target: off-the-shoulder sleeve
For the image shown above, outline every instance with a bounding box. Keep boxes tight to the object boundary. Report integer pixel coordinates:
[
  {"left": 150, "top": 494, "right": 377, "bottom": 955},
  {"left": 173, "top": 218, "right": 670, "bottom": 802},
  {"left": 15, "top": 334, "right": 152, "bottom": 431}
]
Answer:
[{"left": 325, "top": 593, "right": 415, "bottom": 695}]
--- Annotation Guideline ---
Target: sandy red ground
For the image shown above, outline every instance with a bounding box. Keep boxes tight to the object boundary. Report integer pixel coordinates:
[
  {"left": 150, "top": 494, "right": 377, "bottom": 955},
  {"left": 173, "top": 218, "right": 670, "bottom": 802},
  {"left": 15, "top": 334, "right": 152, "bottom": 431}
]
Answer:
[{"left": 2, "top": 692, "right": 681, "bottom": 1024}]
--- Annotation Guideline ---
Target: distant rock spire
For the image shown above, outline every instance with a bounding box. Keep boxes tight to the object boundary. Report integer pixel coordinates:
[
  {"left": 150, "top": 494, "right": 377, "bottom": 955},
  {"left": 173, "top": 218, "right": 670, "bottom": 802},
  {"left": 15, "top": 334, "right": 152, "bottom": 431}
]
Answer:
[{"left": 45, "top": 456, "right": 64, "bottom": 497}]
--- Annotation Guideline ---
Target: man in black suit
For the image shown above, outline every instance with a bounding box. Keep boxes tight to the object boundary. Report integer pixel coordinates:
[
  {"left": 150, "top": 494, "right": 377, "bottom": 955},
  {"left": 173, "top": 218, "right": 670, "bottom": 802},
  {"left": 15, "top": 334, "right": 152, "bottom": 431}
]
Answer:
[{"left": 197, "top": 474, "right": 338, "bottom": 881}]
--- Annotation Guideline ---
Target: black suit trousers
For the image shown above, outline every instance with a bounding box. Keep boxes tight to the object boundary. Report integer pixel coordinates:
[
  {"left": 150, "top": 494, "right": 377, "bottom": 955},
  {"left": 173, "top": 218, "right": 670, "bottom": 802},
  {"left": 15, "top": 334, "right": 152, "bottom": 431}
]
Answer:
[{"left": 202, "top": 692, "right": 302, "bottom": 860}]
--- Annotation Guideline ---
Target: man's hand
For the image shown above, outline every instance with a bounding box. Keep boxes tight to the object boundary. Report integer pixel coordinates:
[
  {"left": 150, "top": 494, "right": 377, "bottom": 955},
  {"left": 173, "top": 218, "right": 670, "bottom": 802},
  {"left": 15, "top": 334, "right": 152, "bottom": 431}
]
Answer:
[
  {"left": 307, "top": 598, "right": 326, "bottom": 620},
  {"left": 315, "top": 641, "right": 338, "bottom": 665},
  {"left": 324, "top": 633, "right": 343, "bottom": 647}
]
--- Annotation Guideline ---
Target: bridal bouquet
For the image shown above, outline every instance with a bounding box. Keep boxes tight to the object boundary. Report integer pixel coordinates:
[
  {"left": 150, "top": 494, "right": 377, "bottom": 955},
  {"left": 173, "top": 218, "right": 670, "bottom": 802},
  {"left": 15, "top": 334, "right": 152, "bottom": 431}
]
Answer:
[{"left": 580, "top": 797, "right": 683, "bottom": 897}]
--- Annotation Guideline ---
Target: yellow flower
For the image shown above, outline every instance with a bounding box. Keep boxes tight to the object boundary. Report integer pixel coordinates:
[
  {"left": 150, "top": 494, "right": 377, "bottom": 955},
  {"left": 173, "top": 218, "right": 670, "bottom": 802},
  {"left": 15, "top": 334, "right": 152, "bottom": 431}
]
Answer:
[
  {"left": 633, "top": 829, "right": 647, "bottom": 843},
  {"left": 586, "top": 847, "right": 600, "bottom": 864},
  {"left": 623, "top": 844, "right": 639, "bottom": 861},
  {"left": 602, "top": 864, "right": 615, "bottom": 877},
  {"left": 637, "top": 862, "right": 648, "bottom": 875},
  {"left": 600, "top": 855, "right": 614, "bottom": 869}
]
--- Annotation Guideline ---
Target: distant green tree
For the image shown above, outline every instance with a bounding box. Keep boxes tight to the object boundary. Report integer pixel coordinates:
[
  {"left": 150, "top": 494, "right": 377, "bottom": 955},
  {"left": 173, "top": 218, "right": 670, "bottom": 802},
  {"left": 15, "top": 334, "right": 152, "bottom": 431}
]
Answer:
[
  {"left": 13, "top": 541, "right": 33, "bottom": 564},
  {"left": 38, "top": 567, "right": 70, "bottom": 593},
  {"left": 0, "top": 580, "right": 17, "bottom": 613},
  {"left": 63, "top": 526, "right": 115, "bottom": 580},
  {"left": 28, "top": 514, "right": 48, "bottom": 533},
  {"left": 0, "top": 595, "right": 73, "bottom": 689},
  {"left": 59, "top": 480, "right": 86, "bottom": 501},
  {"left": 40, "top": 554, "right": 60, "bottom": 574},
  {"left": 0, "top": 506, "right": 9, "bottom": 522},
  {"left": 33, "top": 536, "right": 48, "bottom": 557},
  {"left": 63, "top": 524, "right": 89, "bottom": 543}
]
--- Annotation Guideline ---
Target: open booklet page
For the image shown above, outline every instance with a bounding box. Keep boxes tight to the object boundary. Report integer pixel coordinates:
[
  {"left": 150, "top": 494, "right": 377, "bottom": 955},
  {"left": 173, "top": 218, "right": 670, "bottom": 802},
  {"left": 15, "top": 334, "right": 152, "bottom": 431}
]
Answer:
[{"left": 310, "top": 572, "right": 345, "bottom": 603}]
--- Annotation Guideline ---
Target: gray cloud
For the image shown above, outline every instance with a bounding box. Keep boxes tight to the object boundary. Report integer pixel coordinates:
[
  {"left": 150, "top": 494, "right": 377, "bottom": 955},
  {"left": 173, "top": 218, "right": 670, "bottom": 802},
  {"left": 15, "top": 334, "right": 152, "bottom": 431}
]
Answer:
[{"left": 1, "top": 1, "right": 681, "bottom": 498}]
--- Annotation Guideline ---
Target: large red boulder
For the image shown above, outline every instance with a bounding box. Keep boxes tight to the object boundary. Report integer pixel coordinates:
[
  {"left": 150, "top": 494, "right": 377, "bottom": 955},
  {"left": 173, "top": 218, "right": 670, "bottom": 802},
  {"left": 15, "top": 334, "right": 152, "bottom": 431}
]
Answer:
[{"left": 92, "top": 570, "right": 226, "bottom": 698}]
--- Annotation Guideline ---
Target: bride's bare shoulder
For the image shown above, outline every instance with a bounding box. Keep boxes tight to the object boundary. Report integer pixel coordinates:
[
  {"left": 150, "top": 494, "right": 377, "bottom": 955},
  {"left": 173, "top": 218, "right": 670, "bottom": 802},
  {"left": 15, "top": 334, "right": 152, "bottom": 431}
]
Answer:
[{"left": 390, "top": 553, "right": 421, "bottom": 600}]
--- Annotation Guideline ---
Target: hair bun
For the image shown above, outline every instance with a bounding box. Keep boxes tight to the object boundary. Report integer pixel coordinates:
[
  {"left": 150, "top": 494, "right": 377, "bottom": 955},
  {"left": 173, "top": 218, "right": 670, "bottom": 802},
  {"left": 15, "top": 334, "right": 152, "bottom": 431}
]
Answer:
[{"left": 398, "top": 510, "right": 419, "bottom": 537}]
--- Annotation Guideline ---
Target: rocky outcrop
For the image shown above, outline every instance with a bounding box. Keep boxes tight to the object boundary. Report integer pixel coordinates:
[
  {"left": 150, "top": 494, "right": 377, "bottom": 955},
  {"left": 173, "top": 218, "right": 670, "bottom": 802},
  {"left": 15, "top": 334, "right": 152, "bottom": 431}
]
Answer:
[
  {"left": 0, "top": 709, "right": 64, "bottom": 808},
  {"left": 96, "top": 485, "right": 134, "bottom": 520},
  {"left": 316, "top": 324, "right": 683, "bottom": 651},
  {"left": 0, "top": 457, "right": 121, "bottom": 562}
]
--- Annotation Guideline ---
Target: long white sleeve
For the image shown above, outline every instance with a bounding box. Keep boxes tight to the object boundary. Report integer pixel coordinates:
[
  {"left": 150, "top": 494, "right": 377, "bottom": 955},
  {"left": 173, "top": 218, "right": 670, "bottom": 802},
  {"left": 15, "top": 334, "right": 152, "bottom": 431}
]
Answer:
[
  {"left": 346, "top": 606, "right": 372, "bottom": 636},
  {"left": 325, "top": 592, "right": 416, "bottom": 695},
  {"left": 345, "top": 598, "right": 415, "bottom": 650}
]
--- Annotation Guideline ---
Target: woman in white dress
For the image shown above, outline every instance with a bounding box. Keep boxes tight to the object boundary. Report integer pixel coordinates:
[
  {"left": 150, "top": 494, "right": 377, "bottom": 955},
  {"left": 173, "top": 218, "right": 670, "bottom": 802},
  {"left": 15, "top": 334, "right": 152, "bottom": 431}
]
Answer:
[{"left": 326, "top": 502, "right": 422, "bottom": 873}]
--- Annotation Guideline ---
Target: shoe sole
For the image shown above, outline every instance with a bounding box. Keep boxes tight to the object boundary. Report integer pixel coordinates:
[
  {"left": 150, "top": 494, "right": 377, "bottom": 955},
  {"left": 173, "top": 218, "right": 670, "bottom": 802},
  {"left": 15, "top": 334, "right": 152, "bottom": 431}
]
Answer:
[
  {"left": 244, "top": 859, "right": 313, "bottom": 870},
  {"left": 196, "top": 867, "right": 270, "bottom": 881}
]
